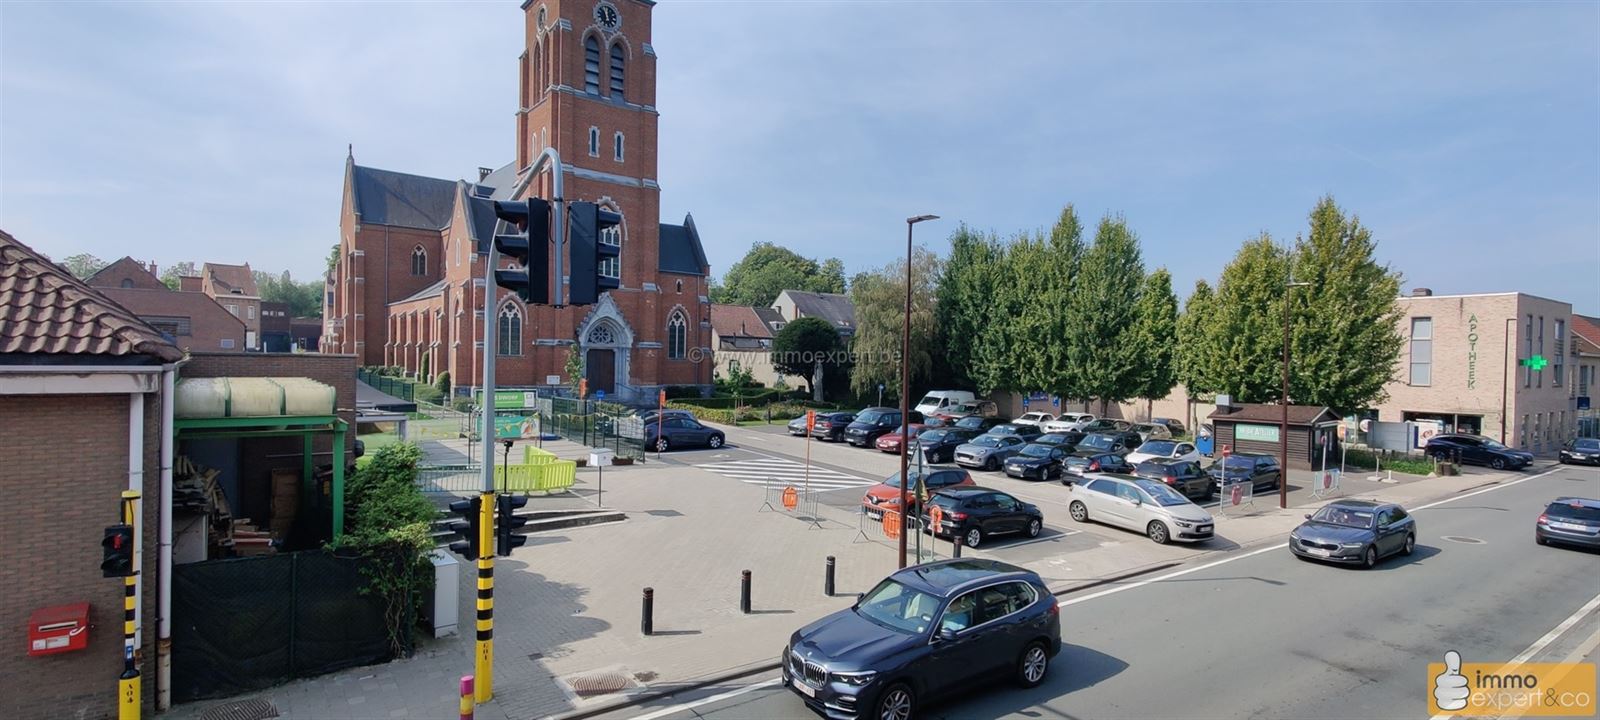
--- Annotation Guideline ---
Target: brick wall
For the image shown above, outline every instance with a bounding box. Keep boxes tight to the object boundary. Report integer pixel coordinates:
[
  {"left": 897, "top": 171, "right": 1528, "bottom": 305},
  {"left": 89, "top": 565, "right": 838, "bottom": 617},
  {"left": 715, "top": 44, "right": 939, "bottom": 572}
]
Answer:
[{"left": 0, "top": 393, "right": 161, "bottom": 720}]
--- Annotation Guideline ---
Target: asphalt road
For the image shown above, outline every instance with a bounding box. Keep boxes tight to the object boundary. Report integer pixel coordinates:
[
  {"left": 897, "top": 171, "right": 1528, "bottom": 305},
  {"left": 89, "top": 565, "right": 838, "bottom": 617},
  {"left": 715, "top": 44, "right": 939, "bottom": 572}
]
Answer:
[{"left": 599, "top": 462, "right": 1600, "bottom": 720}]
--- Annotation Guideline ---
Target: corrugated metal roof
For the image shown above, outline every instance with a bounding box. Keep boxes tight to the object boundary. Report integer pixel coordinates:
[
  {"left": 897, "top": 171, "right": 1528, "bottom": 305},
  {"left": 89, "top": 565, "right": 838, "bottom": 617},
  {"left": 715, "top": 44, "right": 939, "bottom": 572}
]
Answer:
[{"left": 0, "top": 229, "right": 183, "bottom": 362}]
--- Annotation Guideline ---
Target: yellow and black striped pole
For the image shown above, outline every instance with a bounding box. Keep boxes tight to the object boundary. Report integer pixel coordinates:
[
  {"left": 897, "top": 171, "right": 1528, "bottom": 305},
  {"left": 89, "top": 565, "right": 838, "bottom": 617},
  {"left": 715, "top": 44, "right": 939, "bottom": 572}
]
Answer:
[
  {"left": 118, "top": 490, "right": 141, "bottom": 720},
  {"left": 475, "top": 490, "right": 495, "bottom": 704}
]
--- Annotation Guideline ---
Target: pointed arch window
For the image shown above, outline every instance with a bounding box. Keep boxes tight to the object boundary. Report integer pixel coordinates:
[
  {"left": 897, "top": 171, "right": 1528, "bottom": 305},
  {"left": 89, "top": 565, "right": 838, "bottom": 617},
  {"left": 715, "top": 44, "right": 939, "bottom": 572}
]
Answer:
[
  {"left": 598, "top": 210, "right": 621, "bottom": 281},
  {"left": 614, "top": 132, "right": 624, "bottom": 162},
  {"left": 411, "top": 245, "right": 427, "bottom": 276},
  {"left": 667, "top": 311, "right": 687, "bottom": 359},
  {"left": 497, "top": 303, "right": 523, "bottom": 356},
  {"left": 589, "top": 127, "right": 600, "bottom": 157},
  {"left": 584, "top": 36, "right": 602, "bottom": 94},
  {"left": 609, "top": 43, "right": 626, "bottom": 99}
]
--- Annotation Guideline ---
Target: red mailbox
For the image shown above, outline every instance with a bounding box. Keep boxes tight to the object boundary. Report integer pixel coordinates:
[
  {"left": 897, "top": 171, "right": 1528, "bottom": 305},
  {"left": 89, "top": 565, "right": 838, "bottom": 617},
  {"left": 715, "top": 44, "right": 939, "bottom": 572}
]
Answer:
[{"left": 28, "top": 603, "right": 90, "bottom": 656}]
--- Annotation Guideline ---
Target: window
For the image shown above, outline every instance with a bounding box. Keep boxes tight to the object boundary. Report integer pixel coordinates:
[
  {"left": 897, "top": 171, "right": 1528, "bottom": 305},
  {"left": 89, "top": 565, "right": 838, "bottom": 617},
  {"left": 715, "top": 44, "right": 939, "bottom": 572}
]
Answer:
[
  {"left": 221, "top": 339, "right": 235, "bottom": 349},
  {"left": 613, "top": 131, "right": 624, "bottom": 162},
  {"left": 120, "top": 278, "right": 134, "bottom": 288},
  {"left": 940, "top": 591, "right": 979, "bottom": 634},
  {"left": 412, "top": 245, "right": 426, "bottom": 276},
  {"left": 1086, "top": 479, "right": 1116, "bottom": 495},
  {"left": 588, "top": 127, "right": 600, "bottom": 157},
  {"left": 1554, "top": 319, "right": 1565, "bottom": 387},
  {"left": 1526, "top": 314, "right": 1534, "bottom": 387},
  {"left": 497, "top": 304, "right": 522, "bottom": 356},
  {"left": 676, "top": 279, "right": 683, "bottom": 294},
  {"left": 1538, "top": 316, "right": 1545, "bottom": 388},
  {"left": 599, "top": 221, "right": 621, "bottom": 280},
  {"left": 1408, "top": 317, "right": 1432, "bottom": 386},
  {"left": 609, "top": 43, "right": 625, "bottom": 99},
  {"left": 247, "top": 305, "right": 255, "bottom": 320},
  {"left": 227, "top": 304, "right": 238, "bottom": 317},
  {"left": 667, "top": 311, "right": 687, "bottom": 359},
  {"left": 583, "top": 35, "right": 601, "bottom": 94}
]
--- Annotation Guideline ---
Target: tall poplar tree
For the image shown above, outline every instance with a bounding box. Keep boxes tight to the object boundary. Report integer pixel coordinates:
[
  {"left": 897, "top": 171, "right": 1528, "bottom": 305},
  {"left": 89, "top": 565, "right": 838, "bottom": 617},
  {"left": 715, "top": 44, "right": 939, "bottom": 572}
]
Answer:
[
  {"left": 1131, "top": 268, "right": 1179, "bottom": 416},
  {"left": 1209, "top": 234, "right": 1292, "bottom": 403},
  {"left": 1075, "top": 215, "right": 1147, "bottom": 414}
]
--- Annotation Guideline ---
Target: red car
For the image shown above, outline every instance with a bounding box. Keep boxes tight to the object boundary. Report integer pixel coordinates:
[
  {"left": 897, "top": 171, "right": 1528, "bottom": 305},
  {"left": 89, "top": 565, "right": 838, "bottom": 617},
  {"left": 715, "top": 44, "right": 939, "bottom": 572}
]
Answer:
[
  {"left": 861, "top": 467, "right": 976, "bottom": 519},
  {"left": 874, "top": 424, "right": 927, "bottom": 454}
]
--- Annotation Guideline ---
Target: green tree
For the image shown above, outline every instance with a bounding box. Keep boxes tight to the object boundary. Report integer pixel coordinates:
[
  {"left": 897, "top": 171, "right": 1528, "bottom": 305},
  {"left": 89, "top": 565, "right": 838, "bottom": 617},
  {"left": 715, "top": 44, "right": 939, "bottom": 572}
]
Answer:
[
  {"left": 1030, "top": 206, "right": 1089, "bottom": 402},
  {"left": 1176, "top": 279, "right": 1219, "bottom": 398},
  {"left": 1287, "top": 196, "right": 1405, "bottom": 413},
  {"left": 1074, "top": 215, "right": 1147, "bottom": 414},
  {"left": 160, "top": 261, "right": 198, "bottom": 290},
  {"left": 1209, "top": 234, "right": 1293, "bottom": 403},
  {"left": 771, "top": 316, "right": 842, "bottom": 401},
  {"left": 255, "top": 270, "right": 324, "bottom": 318},
  {"left": 933, "top": 225, "right": 1002, "bottom": 391},
  {"left": 326, "top": 243, "right": 341, "bottom": 275},
  {"left": 848, "top": 247, "right": 942, "bottom": 398},
  {"left": 61, "top": 253, "right": 107, "bottom": 279},
  {"left": 710, "top": 242, "right": 846, "bottom": 306},
  {"left": 1130, "top": 268, "right": 1179, "bottom": 417}
]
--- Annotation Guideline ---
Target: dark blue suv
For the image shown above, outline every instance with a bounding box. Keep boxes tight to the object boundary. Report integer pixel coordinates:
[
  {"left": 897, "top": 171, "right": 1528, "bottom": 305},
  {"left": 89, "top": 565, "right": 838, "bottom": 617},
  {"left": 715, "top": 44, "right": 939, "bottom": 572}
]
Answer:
[{"left": 782, "top": 559, "right": 1060, "bottom": 719}]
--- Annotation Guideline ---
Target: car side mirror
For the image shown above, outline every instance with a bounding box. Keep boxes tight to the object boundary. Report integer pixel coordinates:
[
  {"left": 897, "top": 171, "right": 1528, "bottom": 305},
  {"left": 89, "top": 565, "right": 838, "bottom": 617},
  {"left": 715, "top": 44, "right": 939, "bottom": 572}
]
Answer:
[{"left": 937, "top": 627, "right": 958, "bottom": 643}]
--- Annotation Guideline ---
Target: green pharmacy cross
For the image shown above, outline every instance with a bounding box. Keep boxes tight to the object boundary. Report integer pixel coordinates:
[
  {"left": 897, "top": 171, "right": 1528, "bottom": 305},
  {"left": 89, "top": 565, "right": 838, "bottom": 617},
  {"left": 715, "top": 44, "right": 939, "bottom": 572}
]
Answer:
[{"left": 1522, "top": 355, "right": 1549, "bottom": 371}]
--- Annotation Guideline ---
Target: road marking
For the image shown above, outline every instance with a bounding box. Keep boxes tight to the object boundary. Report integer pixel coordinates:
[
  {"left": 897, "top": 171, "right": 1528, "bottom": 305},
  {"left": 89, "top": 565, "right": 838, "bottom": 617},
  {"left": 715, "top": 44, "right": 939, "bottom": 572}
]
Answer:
[
  {"left": 629, "top": 677, "right": 783, "bottom": 720},
  {"left": 1063, "top": 465, "right": 1567, "bottom": 609}
]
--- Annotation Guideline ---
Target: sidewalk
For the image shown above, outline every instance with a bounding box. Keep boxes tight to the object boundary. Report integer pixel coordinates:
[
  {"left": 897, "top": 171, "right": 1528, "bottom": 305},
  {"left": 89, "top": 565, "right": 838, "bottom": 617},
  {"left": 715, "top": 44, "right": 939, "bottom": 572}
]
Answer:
[{"left": 167, "top": 440, "right": 1556, "bottom": 720}]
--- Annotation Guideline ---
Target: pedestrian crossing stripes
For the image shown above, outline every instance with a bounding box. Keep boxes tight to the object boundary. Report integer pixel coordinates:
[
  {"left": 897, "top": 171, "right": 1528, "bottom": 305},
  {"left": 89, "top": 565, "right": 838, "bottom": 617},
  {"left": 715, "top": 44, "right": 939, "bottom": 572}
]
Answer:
[{"left": 693, "top": 457, "right": 876, "bottom": 491}]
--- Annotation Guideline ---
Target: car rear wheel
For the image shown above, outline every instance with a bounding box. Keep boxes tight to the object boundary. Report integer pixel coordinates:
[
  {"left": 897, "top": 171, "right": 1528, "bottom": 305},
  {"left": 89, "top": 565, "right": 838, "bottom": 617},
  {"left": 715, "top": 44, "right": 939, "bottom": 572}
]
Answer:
[
  {"left": 1069, "top": 501, "right": 1088, "bottom": 523},
  {"left": 654, "top": 438, "right": 670, "bottom": 452},
  {"left": 708, "top": 434, "right": 723, "bottom": 449},
  {"left": 984, "top": 456, "right": 997, "bottom": 471},
  {"left": 1402, "top": 533, "right": 1415, "bottom": 556},
  {"left": 876, "top": 683, "right": 914, "bottom": 720},
  {"left": 1491, "top": 457, "right": 1506, "bottom": 470},
  {"left": 1147, "top": 521, "right": 1170, "bottom": 545},
  {"left": 1017, "top": 641, "right": 1050, "bottom": 688},
  {"left": 1026, "top": 518, "right": 1042, "bottom": 538},
  {"left": 965, "top": 527, "right": 984, "bottom": 548},
  {"left": 1362, "top": 546, "right": 1378, "bottom": 568}
]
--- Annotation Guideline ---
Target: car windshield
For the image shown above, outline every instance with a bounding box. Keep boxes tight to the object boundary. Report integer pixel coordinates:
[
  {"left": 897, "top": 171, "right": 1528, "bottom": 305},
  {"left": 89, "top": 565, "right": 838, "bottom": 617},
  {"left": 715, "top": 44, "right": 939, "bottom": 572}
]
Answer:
[
  {"left": 1480, "top": 437, "right": 1509, "bottom": 450},
  {"left": 1078, "top": 434, "right": 1114, "bottom": 451},
  {"left": 1575, "top": 439, "right": 1600, "bottom": 451},
  {"left": 919, "top": 429, "right": 948, "bottom": 443},
  {"left": 1140, "top": 441, "right": 1177, "bottom": 455},
  {"left": 879, "top": 471, "right": 928, "bottom": 489},
  {"left": 1132, "top": 480, "right": 1190, "bottom": 507},
  {"left": 1311, "top": 506, "right": 1376, "bottom": 528},
  {"left": 1547, "top": 502, "right": 1600, "bottom": 522},
  {"left": 1037, "top": 434, "right": 1068, "bottom": 446},
  {"left": 955, "top": 417, "right": 984, "bottom": 429},
  {"left": 971, "top": 436, "right": 1005, "bottom": 448},
  {"left": 854, "top": 578, "right": 940, "bottom": 635},
  {"left": 1221, "top": 456, "right": 1255, "bottom": 469},
  {"left": 990, "top": 425, "right": 1019, "bottom": 434},
  {"left": 1020, "top": 444, "right": 1053, "bottom": 458},
  {"left": 917, "top": 394, "right": 942, "bottom": 408},
  {"left": 855, "top": 410, "right": 885, "bottom": 424}
]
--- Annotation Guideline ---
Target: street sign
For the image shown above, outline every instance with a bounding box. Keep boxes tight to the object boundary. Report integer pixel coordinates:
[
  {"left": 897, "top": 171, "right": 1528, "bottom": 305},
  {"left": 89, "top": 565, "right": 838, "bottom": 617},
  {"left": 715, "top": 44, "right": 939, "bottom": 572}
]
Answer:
[
  {"left": 1052, "top": 396, "right": 1060, "bottom": 407},
  {"left": 1336, "top": 423, "right": 1348, "bottom": 441},
  {"left": 595, "top": 390, "right": 606, "bottom": 401},
  {"left": 782, "top": 486, "right": 798, "bottom": 511},
  {"left": 806, "top": 410, "right": 816, "bottom": 431},
  {"left": 882, "top": 511, "right": 902, "bottom": 540},
  {"left": 1522, "top": 355, "right": 1549, "bottom": 371},
  {"left": 1230, "top": 485, "right": 1243, "bottom": 506}
]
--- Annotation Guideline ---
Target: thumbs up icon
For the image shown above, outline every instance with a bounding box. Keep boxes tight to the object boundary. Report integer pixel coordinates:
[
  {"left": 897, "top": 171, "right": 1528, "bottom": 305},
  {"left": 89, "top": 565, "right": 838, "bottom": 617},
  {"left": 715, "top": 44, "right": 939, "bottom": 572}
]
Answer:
[{"left": 1434, "top": 650, "right": 1469, "bottom": 711}]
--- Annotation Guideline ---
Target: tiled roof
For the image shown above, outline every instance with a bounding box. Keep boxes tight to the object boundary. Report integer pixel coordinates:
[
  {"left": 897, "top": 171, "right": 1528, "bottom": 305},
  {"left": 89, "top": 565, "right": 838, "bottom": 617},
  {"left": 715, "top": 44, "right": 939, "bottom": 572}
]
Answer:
[
  {"left": 1208, "top": 403, "right": 1338, "bottom": 426},
  {"left": 1570, "top": 314, "right": 1600, "bottom": 348},
  {"left": 86, "top": 257, "right": 166, "bottom": 291},
  {"left": 710, "top": 304, "right": 772, "bottom": 340},
  {"left": 204, "top": 262, "right": 258, "bottom": 296},
  {"left": 780, "top": 290, "right": 854, "bottom": 332},
  {"left": 0, "top": 230, "right": 183, "bottom": 362}
]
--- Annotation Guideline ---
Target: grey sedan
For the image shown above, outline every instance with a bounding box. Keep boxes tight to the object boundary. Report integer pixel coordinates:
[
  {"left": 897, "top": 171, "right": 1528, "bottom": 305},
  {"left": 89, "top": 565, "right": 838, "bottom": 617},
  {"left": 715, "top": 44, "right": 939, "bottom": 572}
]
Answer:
[
  {"left": 954, "top": 434, "right": 1027, "bottom": 471},
  {"left": 1289, "top": 500, "right": 1416, "bottom": 568}
]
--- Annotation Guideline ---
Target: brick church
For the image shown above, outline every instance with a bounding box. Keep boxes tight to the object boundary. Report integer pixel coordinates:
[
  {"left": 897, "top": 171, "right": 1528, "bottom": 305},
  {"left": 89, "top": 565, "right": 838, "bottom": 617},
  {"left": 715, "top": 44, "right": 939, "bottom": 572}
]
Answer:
[{"left": 323, "top": 0, "right": 712, "bottom": 404}]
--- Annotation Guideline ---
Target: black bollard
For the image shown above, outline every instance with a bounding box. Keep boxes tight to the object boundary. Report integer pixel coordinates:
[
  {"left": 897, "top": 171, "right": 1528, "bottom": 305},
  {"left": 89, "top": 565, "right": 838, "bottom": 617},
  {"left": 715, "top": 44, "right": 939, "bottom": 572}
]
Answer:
[
  {"left": 740, "top": 570, "right": 752, "bottom": 614},
  {"left": 953, "top": 533, "right": 963, "bottom": 558},
  {"left": 641, "top": 587, "right": 654, "bottom": 636},
  {"left": 824, "top": 556, "right": 836, "bottom": 597}
]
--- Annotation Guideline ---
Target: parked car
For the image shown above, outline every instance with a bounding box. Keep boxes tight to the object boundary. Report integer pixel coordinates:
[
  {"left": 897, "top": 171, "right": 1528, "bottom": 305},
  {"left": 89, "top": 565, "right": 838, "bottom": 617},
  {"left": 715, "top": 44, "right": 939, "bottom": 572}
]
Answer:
[
  {"left": 921, "top": 488, "right": 1045, "bottom": 547},
  {"left": 1063, "top": 452, "right": 1135, "bottom": 477},
  {"left": 1535, "top": 497, "right": 1600, "bottom": 550},
  {"left": 954, "top": 415, "right": 1011, "bottom": 433},
  {"left": 1125, "top": 439, "right": 1200, "bottom": 465},
  {"left": 1152, "top": 417, "right": 1187, "bottom": 436},
  {"left": 1065, "top": 474, "right": 1215, "bottom": 544},
  {"left": 1081, "top": 418, "right": 1133, "bottom": 434},
  {"left": 810, "top": 412, "right": 856, "bottom": 442},
  {"left": 933, "top": 400, "right": 999, "bottom": 422},
  {"left": 644, "top": 416, "right": 725, "bottom": 452},
  {"left": 787, "top": 415, "right": 810, "bottom": 436},
  {"left": 1041, "top": 413, "right": 1096, "bottom": 433},
  {"left": 985, "top": 423, "right": 1043, "bottom": 442},
  {"left": 1558, "top": 438, "right": 1600, "bottom": 466},
  {"left": 912, "top": 427, "right": 980, "bottom": 464},
  {"left": 955, "top": 434, "right": 1028, "bottom": 471},
  {"left": 1205, "top": 453, "right": 1282, "bottom": 494},
  {"left": 1133, "top": 459, "right": 1211, "bottom": 501},
  {"left": 606, "top": 408, "right": 695, "bottom": 434},
  {"left": 1131, "top": 423, "right": 1173, "bottom": 443},
  {"left": 875, "top": 424, "right": 927, "bottom": 454},
  {"left": 1289, "top": 500, "right": 1416, "bottom": 568},
  {"left": 845, "top": 408, "right": 923, "bottom": 447},
  {"left": 1004, "top": 443, "right": 1071, "bottom": 481},
  {"left": 1424, "top": 433, "right": 1534, "bottom": 470},
  {"left": 781, "top": 559, "right": 1060, "bottom": 719},
  {"left": 862, "top": 468, "right": 975, "bottom": 520},
  {"left": 914, "top": 390, "right": 977, "bottom": 417},
  {"left": 1073, "top": 432, "right": 1140, "bottom": 457},
  {"left": 1014, "top": 412, "right": 1055, "bottom": 428},
  {"left": 1033, "top": 431, "right": 1085, "bottom": 451}
]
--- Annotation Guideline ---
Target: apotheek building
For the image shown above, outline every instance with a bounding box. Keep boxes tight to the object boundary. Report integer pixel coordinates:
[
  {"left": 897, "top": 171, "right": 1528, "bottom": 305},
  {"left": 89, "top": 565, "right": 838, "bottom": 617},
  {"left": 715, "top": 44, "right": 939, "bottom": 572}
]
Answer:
[{"left": 1379, "top": 290, "right": 1579, "bottom": 452}]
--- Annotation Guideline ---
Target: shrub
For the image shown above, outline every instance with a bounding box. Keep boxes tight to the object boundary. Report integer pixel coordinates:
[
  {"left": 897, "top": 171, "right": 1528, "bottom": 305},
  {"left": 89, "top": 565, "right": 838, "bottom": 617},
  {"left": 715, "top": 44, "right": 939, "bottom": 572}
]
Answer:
[
  {"left": 451, "top": 397, "right": 476, "bottom": 413},
  {"left": 413, "top": 385, "right": 443, "bottom": 404},
  {"left": 330, "top": 442, "right": 434, "bottom": 657},
  {"left": 434, "top": 371, "right": 451, "bottom": 396},
  {"left": 664, "top": 385, "right": 703, "bottom": 400}
]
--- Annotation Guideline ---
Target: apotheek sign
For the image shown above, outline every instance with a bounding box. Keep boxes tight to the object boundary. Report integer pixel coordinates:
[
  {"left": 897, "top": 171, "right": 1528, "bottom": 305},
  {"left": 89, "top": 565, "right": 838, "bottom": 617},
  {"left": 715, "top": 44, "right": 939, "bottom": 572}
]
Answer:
[
  {"left": 1235, "top": 424, "right": 1281, "bottom": 443},
  {"left": 1466, "top": 314, "right": 1479, "bottom": 389}
]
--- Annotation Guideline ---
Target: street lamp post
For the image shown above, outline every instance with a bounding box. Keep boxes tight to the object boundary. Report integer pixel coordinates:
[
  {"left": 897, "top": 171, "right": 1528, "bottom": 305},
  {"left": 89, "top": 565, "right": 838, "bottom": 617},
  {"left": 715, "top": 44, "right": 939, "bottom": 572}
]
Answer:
[
  {"left": 1279, "top": 276, "right": 1310, "bottom": 510},
  {"left": 899, "top": 214, "right": 938, "bottom": 568}
]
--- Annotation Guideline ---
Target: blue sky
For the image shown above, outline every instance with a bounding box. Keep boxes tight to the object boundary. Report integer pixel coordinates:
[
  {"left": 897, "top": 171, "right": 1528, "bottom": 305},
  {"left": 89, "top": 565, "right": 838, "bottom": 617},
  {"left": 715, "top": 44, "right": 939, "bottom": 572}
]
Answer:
[{"left": 2, "top": 1, "right": 1596, "bottom": 313}]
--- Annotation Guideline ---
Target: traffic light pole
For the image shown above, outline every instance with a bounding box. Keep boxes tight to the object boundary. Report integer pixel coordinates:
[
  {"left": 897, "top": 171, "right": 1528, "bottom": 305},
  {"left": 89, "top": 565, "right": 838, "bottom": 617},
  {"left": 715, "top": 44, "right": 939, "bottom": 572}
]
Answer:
[
  {"left": 477, "top": 228, "right": 498, "bottom": 704},
  {"left": 118, "top": 490, "right": 141, "bottom": 720}
]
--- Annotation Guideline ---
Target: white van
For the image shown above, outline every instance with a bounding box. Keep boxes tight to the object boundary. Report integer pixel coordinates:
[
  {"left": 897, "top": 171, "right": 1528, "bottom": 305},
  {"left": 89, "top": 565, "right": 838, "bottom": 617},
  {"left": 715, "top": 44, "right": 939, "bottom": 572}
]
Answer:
[{"left": 915, "top": 390, "right": 976, "bottom": 417}]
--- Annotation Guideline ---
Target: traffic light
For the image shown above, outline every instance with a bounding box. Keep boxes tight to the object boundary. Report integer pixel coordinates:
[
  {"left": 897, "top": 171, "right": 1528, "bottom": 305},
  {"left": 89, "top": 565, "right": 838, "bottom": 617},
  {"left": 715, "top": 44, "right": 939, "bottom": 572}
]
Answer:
[
  {"left": 567, "top": 201, "right": 621, "bottom": 306},
  {"left": 446, "top": 497, "right": 482, "bottom": 561},
  {"left": 101, "top": 524, "right": 134, "bottom": 577},
  {"left": 496, "top": 494, "right": 530, "bottom": 556},
  {"left": 492, "top": 199, "right": 551, "bottom": 305}
]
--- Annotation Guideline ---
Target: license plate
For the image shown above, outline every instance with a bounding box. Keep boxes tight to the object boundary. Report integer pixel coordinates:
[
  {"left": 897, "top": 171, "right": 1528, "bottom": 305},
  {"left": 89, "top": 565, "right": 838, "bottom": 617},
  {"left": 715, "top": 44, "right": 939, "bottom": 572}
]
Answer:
[
  {"left": 1307, "top": 547, "right": 1331, "bottom": 557},
  {"left": 1552, "top": 522, "right": 1588, "bottom": 532},
  {"left": 792, "top": 678, "right": 815, "bottom": 697},
  {"left": 1198, "top": 525, "right": 1212, "bottom": 533},
  {"left": 867, "top": 509, "right": 883, "bottom": 519}
]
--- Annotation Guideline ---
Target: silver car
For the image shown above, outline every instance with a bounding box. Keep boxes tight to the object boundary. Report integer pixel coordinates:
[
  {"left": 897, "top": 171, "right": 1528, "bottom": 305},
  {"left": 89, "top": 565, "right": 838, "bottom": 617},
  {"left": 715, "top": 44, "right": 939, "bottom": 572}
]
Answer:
[
  {"left": 954, "top": 434, "right": 1027, "bottom": 471},
  {"left": 1065, "top": 474, "right": 1215, "bottom": 545},
  {"left": 1042, "top": 412, "right": 1096, "bottom": 433}
]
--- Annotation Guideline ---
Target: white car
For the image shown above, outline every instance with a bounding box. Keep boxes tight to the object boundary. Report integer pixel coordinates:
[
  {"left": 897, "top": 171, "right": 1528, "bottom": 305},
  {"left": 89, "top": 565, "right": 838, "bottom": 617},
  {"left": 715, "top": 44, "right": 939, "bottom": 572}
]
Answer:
[
  {"left": 1065, "top": 474, "right": 1215, "bottom": 544},
  {"left": 1042, "top": 412, "right": 1096, "bottom": 433},
  {"left": 1125, "top": 439, "right": 1201, "bottom": 465},
  {"left": 1014, "top": 411, "right": 1055, "bottom": 428}
]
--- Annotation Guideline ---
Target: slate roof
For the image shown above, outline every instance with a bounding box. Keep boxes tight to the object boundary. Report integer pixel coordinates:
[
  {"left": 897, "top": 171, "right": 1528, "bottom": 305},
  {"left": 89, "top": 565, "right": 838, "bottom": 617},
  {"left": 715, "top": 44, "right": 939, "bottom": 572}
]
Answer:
[
  {"left": 466, "top": 194, "right": 499, "bottom": 253},
  {"left": 0, "top": 230, "right": 183, "bottom": 363},
  {"left": 350, "top": 163, "right": 458, "bottom": 230},
  {"left": 781, "top": 290, "right": 855, "bottom": 333},
  {"left": 1208, "top": 403, "right": 1339, "bottom": 426},
  {"left": 753, "top": 306, "right": 786, "bottom": 332},
  {"left": 710, "top": 304, "right": 773, "bottom": 340},
  {"left": 659, "top": 213, "right": 709, "bottom": 276},
  {"left": 391, "top": 279, "right": 448, "bottom": 307},
  {"left": 204, "top": 262, "right": 258, "bottom": 296}
]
